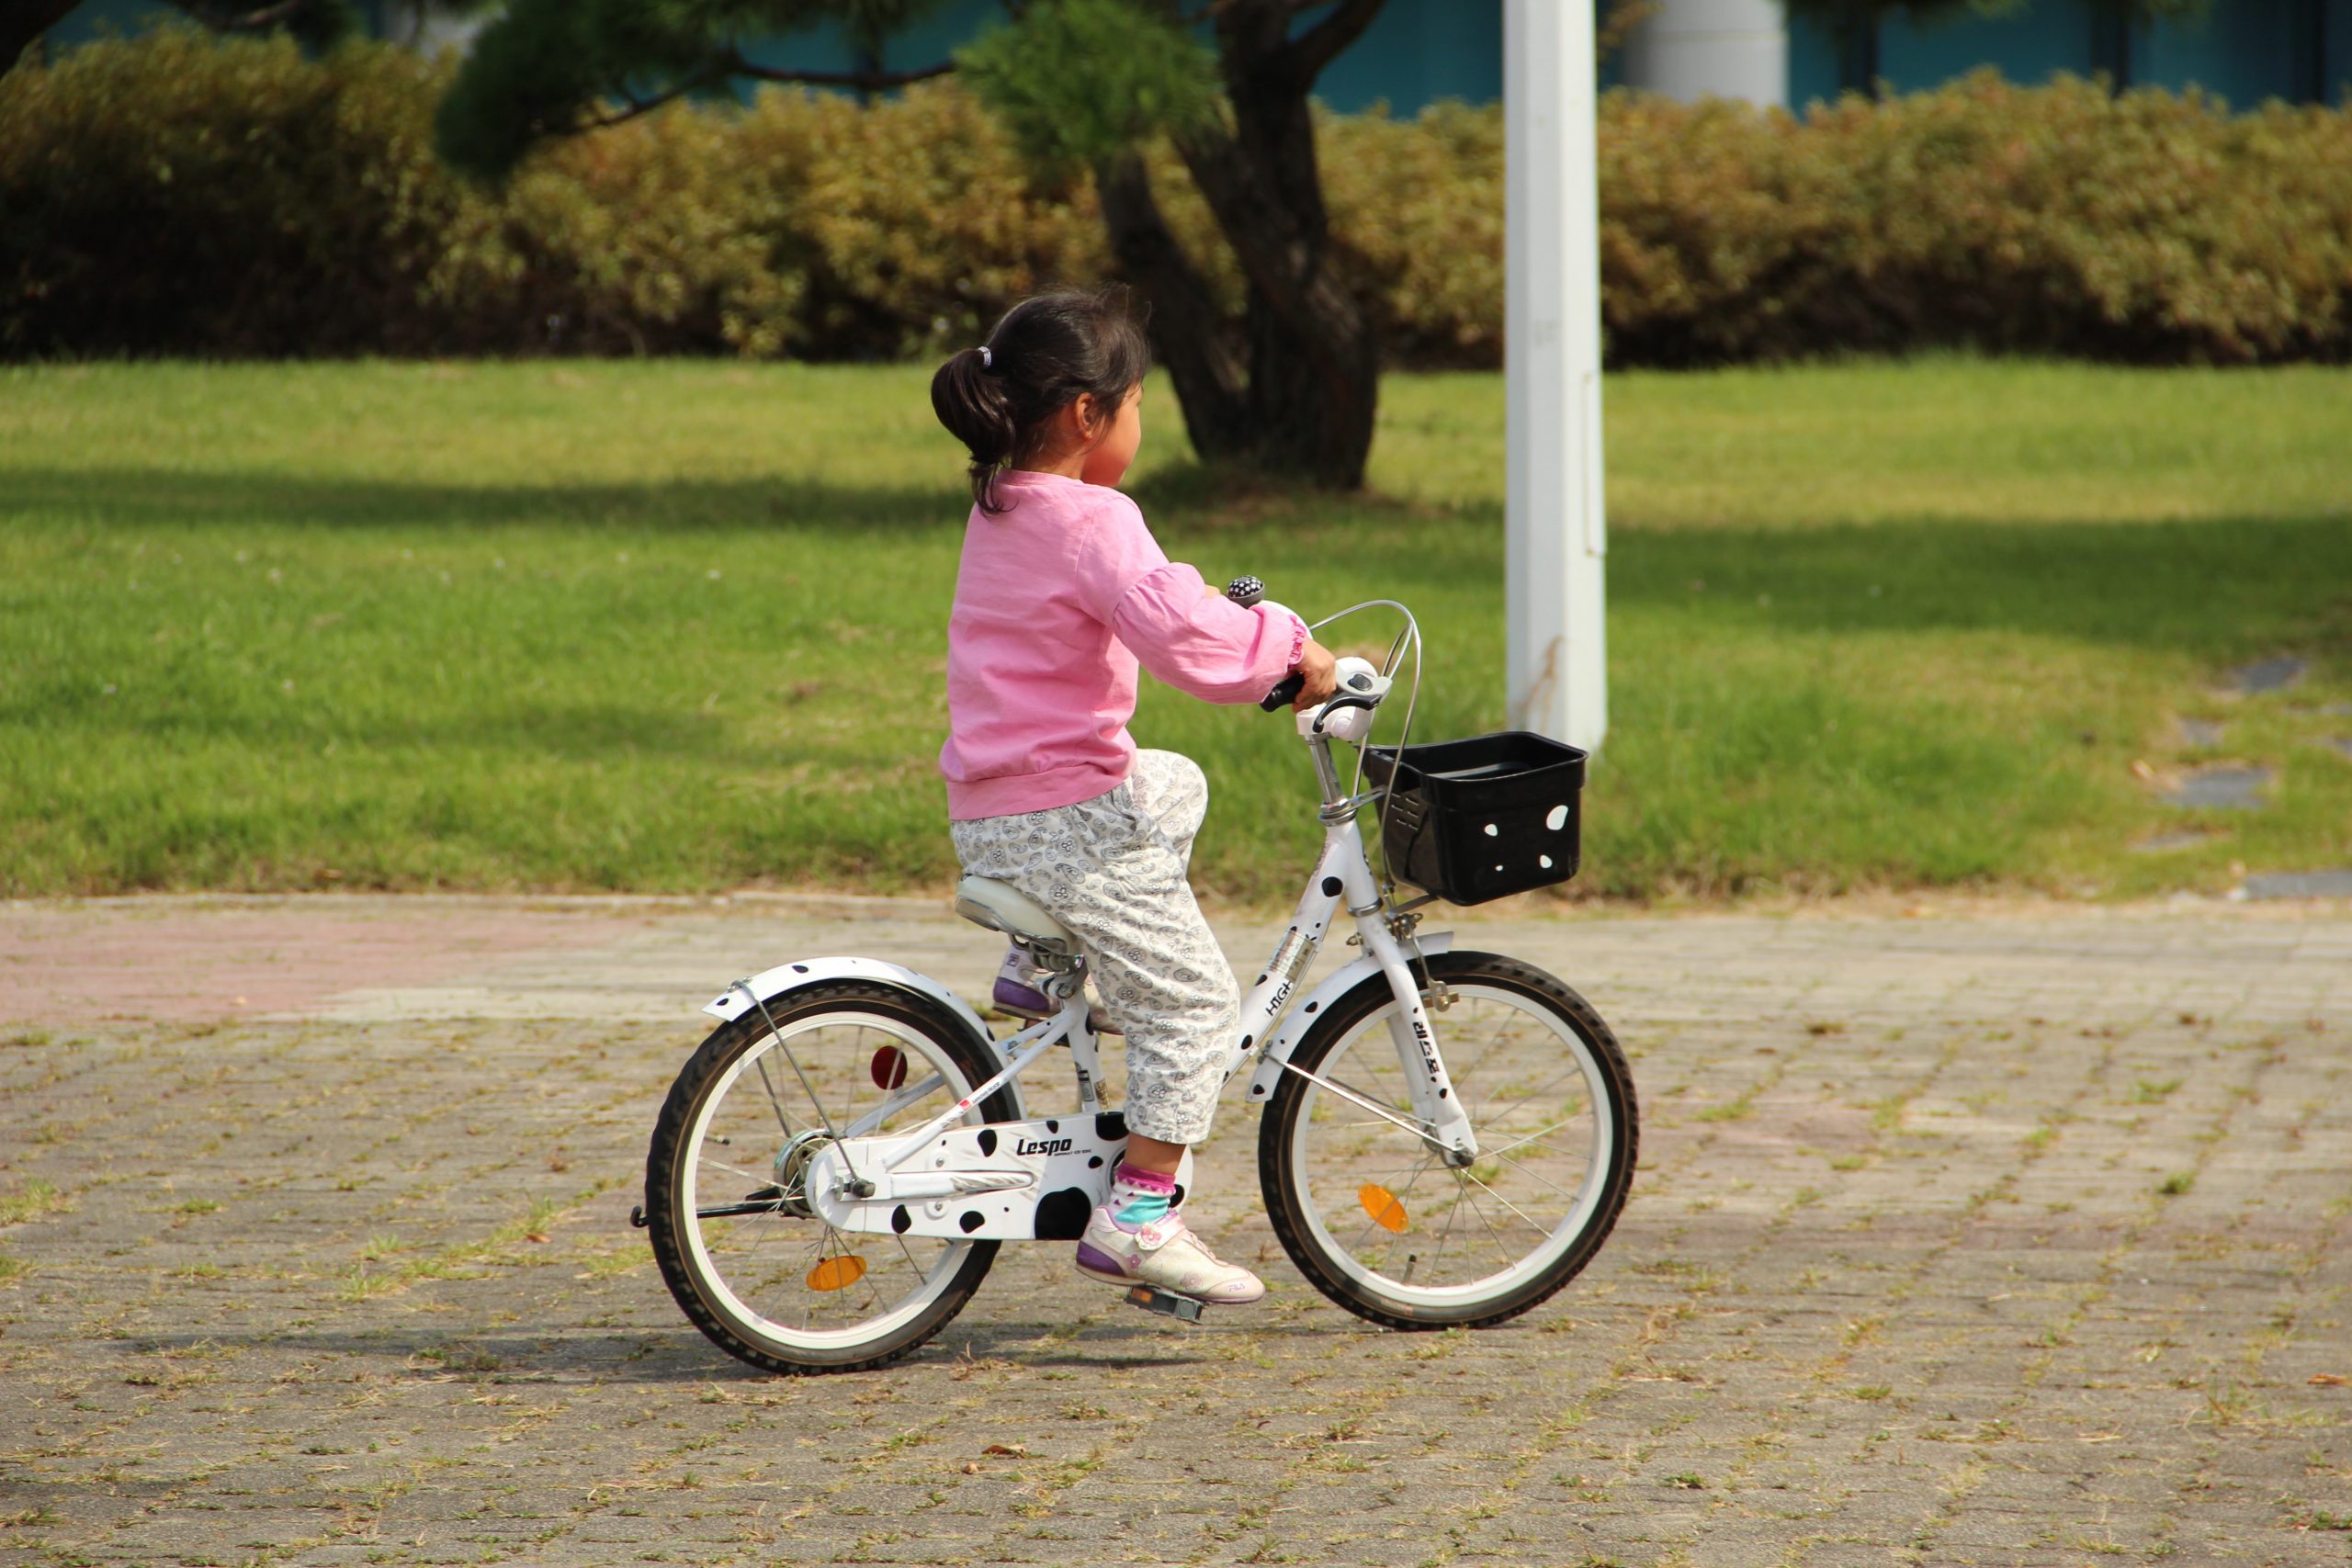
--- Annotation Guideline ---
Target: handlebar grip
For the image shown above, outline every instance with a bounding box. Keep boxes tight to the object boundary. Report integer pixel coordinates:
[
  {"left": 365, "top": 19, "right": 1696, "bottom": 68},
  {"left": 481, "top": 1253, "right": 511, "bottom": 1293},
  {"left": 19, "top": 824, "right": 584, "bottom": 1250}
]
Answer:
[
  {"left": 1260, "top": 671, "right": 1306, "bottom": 713},
  {"left": 1230, "top": 578, "right": 1298, "bottom": 709}
]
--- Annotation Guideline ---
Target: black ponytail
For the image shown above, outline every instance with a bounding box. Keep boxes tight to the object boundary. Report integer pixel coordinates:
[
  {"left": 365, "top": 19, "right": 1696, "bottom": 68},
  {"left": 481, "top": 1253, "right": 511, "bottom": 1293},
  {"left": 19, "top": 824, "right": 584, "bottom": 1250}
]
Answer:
[{"left": 930, "top": 287, "right": 1152, "bottom": 515}]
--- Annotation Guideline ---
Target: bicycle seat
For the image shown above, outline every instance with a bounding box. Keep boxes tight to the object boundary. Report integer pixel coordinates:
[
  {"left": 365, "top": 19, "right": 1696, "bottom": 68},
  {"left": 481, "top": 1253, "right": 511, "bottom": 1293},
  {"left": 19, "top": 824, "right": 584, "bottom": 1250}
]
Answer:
[{"left": 953, "top": 875, "right": 1080, "bottom": 956}]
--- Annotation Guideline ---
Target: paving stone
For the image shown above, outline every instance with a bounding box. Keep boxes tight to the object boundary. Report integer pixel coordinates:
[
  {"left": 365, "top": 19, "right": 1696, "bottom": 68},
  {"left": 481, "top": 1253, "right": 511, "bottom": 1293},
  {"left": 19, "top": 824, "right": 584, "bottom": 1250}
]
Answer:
[
  {"left": 2224, "top": 656, "right": 2307, "bottom": 694},
  {"left": 2164, "top": 765, "right": 2272, "bottom": 809},
  {"left": 2242, "top": 869, "right": 2352, "bottom": 900},
  {"left": 0, "top": 896, "right": 2347, "bottom": 1565}
]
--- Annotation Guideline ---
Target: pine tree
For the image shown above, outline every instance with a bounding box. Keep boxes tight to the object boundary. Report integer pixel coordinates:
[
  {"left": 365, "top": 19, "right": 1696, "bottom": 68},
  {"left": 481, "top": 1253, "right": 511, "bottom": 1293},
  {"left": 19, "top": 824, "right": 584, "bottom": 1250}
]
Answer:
[{"left": 435, "top": 0, "right": 1390, "bottom": 488}]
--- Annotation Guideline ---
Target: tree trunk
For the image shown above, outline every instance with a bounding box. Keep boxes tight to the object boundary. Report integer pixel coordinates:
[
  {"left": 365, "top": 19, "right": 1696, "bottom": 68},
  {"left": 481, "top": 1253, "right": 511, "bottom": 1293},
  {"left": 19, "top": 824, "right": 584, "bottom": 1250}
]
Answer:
[
  {"left": 1092, "top": 151, "right": 1255, "bottom": 466},
  {"left": 1106, "top": 0, "right": 1386, "bottom": 488}
]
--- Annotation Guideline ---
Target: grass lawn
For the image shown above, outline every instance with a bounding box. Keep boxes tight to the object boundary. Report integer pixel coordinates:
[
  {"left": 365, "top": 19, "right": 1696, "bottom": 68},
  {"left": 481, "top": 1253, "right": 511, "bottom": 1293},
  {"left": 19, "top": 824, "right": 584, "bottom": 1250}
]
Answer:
[{"left": 3, "top": 358, "right": 2346, "bottom": 903}]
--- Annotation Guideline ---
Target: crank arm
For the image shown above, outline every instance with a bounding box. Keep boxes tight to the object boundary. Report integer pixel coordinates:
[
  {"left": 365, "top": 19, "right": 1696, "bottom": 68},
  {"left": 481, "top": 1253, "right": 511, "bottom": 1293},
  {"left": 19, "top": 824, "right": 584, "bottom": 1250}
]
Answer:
[{"left": 820, "top": 1168, "right": 1035, "bottom": 1206}]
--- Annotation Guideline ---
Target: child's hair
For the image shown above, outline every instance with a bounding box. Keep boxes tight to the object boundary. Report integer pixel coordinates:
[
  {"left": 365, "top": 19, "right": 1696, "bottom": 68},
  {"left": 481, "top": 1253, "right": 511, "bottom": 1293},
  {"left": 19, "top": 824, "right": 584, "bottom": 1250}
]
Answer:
[{"left": 932, "top": 288, "right": 1151, "bottom": 514}]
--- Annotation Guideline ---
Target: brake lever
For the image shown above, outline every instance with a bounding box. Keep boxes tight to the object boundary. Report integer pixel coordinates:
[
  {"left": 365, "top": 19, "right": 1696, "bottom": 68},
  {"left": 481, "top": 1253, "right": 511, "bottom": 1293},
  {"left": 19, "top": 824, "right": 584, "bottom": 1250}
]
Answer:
[{"left": 1308, "top": 694, "right": 1379, "bottom": 735}]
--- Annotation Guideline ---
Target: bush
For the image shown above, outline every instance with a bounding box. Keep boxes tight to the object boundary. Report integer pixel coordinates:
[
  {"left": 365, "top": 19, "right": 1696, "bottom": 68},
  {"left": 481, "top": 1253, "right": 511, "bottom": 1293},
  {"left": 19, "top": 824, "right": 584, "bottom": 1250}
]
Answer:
[
  {"left": 1599, "top": 74, "right": 2352, "bottom": 366},
  {"left": 4, "top": 28, "right": 2348, "bottom": 366},
  {"left": 0, "top": 28, "right": 472, "bottom": 356}
]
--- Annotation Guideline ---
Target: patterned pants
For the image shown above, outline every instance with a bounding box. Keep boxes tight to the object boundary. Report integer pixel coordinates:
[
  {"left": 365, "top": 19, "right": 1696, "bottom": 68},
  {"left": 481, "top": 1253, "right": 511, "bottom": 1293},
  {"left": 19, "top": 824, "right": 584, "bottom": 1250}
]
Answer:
[{"left": 950, "top": 750, "right": 1238, "bottom": 1145}]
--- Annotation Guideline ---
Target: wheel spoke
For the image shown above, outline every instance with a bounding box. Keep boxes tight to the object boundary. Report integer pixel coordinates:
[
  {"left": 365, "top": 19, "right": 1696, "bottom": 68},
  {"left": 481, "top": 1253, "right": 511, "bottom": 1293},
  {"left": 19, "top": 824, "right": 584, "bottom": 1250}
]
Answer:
[
  {"left": 1461, "top": 1184, "right": 1525, "bottom": 1272},
  {"left": 1424, "top": 1173, "right": 1466, "bottom": 1281},
  {"left": 1478, "top": 1115, "right": 1585, "bottom": 1161},
  {"left": 1439, "top": 1010, "right": 1516, "bottom": 1105},
  {"left": 1458, "top": 1166, "right": 1556, "bottom": 1240},
  {"left": 752, "top": 1053, "right": 797, "bottom": 1136},
  {"left": 1476, "top": 1069, "right": 1587, "bottom": 1134},
  {"left": 1490, "top": 1148, "right": 1587, "bottom": 1201}
]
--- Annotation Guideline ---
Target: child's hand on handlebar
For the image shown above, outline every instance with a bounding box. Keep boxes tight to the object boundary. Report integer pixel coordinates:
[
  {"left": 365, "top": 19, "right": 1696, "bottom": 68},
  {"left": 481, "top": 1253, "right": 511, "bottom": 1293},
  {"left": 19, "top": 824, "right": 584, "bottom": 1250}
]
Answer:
[{"left": 1290, "top": 638, "right": 1340, "bottom": 710}]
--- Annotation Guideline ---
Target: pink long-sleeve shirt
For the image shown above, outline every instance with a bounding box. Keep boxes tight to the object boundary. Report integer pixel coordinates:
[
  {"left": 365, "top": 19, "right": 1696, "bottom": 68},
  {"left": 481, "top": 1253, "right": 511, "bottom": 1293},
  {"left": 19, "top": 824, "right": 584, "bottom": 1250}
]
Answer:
[{"left": 940, "top": 470, "right": 1306, "bottom": 821}]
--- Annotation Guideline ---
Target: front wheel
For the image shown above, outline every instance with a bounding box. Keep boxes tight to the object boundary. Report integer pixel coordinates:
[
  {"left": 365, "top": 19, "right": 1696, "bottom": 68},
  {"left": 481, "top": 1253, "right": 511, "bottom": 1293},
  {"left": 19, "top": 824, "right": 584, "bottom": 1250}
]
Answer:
[{"left": 1258, "top": 951, "right": 1637, "bottom": 1329}]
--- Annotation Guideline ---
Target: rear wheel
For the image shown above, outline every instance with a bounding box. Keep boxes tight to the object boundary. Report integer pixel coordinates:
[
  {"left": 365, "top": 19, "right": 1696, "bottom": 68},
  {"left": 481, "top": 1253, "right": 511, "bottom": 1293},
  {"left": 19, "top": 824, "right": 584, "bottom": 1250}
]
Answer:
[
  {"left": 644, "top": 981, "right": 1018, "bottom": 1374},
  {"left": 1259, "top": 951, "right": 1637, "bottom": 1329}
]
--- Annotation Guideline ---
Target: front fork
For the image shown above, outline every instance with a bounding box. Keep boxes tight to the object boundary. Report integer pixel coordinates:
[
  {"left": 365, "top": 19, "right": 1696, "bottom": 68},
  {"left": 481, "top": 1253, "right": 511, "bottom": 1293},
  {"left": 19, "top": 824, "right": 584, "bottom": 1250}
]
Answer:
[{"left": 1330, "top": 814, "right": 1481, "bottom": 1167}]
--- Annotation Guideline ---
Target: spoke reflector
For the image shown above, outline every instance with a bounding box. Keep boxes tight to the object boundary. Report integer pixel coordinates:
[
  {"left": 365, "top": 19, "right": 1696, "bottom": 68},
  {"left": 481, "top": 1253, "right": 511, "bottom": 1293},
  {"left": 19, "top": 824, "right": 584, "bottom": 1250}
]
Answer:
[
  {"left": 1359, "top": 1184, "right": 1408, "bottom": 1234},
  {"left": 870, "top": 1045, "right": 909, "bottom": 1090},
  {"left": 807, "top": 1255, "right": 866, "bottom": 1292}
]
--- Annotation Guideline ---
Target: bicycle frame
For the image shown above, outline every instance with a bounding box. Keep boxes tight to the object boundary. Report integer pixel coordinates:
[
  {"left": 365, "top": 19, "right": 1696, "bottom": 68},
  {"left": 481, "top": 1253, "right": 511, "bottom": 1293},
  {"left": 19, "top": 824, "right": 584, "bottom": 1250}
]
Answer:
[{"left": 830, "top": 724, "right": 1482, "bottom": 1189}]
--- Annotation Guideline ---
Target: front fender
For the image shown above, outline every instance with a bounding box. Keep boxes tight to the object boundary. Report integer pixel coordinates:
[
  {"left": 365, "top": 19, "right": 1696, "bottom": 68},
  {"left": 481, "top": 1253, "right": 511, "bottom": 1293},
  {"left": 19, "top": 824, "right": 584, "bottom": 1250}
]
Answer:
[
  {"left": 701, "top": 957, "right": 1024, "bottom": 1122},
  {"left": 1241, "top": 931, "right": 1454, "bottom": 1105}
]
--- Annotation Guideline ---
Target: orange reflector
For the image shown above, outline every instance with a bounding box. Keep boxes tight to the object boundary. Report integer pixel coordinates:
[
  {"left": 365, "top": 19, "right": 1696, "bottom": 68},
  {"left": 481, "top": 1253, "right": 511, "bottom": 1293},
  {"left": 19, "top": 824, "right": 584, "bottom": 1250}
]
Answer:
[
  {"left": 1359, "top": 1183, "right": 1408, "bottom": 1233},
  {"left": 869, "top": 1045, "right": 908, "bottom": 1090},
  {"left": 807, "top": 1255, "right": 866, "bottom": 1292}
]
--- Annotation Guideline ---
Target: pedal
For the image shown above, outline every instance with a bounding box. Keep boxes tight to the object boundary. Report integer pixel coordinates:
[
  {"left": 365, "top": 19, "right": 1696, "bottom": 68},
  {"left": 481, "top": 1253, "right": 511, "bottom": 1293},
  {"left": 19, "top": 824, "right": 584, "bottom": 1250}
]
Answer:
[{"left": 1125, "top": 1284, "right": 1204, "bottom": 1323}]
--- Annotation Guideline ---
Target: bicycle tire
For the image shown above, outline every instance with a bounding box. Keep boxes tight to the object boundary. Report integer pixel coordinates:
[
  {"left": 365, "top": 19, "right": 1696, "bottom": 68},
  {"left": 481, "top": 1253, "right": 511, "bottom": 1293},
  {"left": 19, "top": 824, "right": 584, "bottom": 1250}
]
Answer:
[
  {"left": 1258, "top": 951, "right": 1637, "bottom": 1330},
  {"left": 644, "top": 980, "right": 1020, "bottom": 1375}
]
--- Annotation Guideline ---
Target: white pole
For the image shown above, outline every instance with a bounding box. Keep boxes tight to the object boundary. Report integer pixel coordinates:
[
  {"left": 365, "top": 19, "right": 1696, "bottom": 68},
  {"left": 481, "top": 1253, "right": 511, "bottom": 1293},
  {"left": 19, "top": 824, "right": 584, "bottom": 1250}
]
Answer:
[
  {"left": 1620, "top": 0, "right": 1789, "bottom": 109},
  {"left": 1504, "top": 0, "right": 1608, "bottom": 754}
]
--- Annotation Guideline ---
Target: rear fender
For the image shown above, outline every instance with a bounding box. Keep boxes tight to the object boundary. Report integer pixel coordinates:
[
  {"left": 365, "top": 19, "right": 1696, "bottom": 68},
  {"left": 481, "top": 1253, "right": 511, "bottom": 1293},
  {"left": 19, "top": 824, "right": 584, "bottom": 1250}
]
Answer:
[{"left": 702, "top": 957, "right": 1025, "bottom": 1122}]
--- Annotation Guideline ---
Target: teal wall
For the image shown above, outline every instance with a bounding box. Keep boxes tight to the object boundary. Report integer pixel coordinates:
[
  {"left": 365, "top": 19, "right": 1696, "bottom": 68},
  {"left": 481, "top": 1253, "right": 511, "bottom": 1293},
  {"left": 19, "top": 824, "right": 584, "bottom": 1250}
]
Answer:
[
  {"left": 744, "top": 0, "right": 2350, "bottom": 114},
  {"left": 43, "top": 0, "right": 175, "bottom": 49},
  {"left": 756, "top": 0, "right": 1504, "bottom": 116},
  {"left": 1790, "top": 0, "right": 2352, "bottom": 110},
  {"left": 33, "top": 1, "right": 2352, "bottom": 114}
]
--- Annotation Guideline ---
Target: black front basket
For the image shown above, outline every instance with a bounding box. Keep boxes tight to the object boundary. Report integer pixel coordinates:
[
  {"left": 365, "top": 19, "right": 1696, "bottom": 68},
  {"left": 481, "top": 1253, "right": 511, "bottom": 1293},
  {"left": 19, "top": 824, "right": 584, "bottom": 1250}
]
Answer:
[{"left": 1361, "top": 731, "right": 1588, "bottom": 907}]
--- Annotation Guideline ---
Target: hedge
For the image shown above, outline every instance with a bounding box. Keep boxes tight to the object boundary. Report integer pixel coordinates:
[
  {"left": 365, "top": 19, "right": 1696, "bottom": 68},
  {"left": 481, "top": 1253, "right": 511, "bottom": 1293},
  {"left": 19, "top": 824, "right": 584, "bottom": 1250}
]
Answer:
[{"left": 5, "top": 26, "right": 2348, "bottom": 366}]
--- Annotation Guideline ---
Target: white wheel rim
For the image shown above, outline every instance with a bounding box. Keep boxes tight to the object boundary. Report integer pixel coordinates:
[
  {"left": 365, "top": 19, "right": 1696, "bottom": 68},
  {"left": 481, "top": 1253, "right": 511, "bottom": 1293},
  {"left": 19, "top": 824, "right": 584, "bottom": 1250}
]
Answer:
[
  {"left": 1285, "top": 982, "right": 1617, "bottom": 1310},
  {"left": 680, "top": 1010, "right": 980, "bottom": 1352}
]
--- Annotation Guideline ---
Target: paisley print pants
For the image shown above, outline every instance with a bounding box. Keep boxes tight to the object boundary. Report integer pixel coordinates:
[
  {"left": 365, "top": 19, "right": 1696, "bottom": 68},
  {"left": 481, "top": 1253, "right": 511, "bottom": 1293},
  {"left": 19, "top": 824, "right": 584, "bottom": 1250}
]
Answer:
[{"left": 950, "top": 750, "right": 1238, "bottom": 1145}]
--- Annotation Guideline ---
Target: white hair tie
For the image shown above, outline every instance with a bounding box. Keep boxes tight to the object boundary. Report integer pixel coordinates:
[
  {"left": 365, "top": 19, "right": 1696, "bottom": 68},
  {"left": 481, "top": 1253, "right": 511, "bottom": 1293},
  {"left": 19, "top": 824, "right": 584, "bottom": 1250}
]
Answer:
[{"left": 978, "top": 345, "right": 993, "bottom": 368}]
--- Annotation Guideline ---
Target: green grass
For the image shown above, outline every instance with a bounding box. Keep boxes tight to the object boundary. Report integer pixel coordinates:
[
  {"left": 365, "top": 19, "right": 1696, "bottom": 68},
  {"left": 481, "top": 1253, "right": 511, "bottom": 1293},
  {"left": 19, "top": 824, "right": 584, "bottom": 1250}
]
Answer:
[{"left": 3, "top": 358, "right": 2347, "bottom": 902}]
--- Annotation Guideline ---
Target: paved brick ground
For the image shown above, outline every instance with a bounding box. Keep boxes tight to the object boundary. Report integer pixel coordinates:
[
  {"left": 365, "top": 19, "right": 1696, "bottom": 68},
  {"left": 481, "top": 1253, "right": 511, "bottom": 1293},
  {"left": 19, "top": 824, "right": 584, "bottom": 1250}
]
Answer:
[{"left": 3, "top": 895, "right": 2348, "bottom": 1567}]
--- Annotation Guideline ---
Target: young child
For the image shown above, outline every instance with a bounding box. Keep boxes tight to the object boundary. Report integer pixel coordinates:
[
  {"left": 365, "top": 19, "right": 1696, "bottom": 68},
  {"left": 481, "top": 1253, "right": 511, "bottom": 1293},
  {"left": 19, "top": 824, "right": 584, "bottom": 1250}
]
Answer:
[{"left": 931, "top": 288, "right": 1337, "bottom": 1305}]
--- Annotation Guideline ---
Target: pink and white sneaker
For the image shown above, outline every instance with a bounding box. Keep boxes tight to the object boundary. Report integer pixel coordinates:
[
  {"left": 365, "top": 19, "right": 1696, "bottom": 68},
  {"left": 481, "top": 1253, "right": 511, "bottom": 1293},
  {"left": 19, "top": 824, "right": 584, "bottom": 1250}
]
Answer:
[{"left": 1074, "top": 1206, "right": 1266, "bottom": 1305}]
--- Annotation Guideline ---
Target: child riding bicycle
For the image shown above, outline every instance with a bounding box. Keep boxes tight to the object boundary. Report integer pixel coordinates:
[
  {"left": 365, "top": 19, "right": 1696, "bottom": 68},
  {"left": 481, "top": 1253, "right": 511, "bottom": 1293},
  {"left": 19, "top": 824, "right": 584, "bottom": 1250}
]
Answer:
[{"left": 930, "top": 288, "right": 1338, "bottom": 1305}]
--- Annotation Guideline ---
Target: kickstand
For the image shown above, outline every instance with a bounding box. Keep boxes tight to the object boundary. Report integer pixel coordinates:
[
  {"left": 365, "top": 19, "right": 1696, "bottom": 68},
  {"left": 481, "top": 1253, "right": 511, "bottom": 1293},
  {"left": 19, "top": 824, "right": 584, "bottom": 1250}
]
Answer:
[{"left": 1125, "top": 1285, "right": 1205, "bottom": 1323}]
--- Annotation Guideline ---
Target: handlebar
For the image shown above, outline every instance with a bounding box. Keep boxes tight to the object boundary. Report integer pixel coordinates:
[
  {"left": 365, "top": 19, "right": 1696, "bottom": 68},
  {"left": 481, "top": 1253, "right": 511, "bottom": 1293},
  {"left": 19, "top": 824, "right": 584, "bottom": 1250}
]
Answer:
[{"left": 1226, "top": 577, "right": 1306, "bottom": 711}]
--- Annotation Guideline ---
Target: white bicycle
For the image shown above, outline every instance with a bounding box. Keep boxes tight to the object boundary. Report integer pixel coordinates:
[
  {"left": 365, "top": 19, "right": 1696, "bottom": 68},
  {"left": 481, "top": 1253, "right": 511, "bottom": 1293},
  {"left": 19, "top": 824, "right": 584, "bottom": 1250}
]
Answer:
[{"left": 639, "top": 584, "right": 1638, "bottom": 1374}]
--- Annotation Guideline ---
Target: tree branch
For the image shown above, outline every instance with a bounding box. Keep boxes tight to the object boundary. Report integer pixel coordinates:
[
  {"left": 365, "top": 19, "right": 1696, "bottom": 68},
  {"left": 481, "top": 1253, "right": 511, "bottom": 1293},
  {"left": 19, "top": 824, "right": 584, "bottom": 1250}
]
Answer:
[
  {"left": 576, "top": 73, "right": 718, "bottom": 131},
  {"left": 722, "top": 54, "right": 954, "bottom": 90},
  {"left": 214, "top": 0, "right": 310, "bottom": 30},
  {"left": 1286, "top": 0, "right": 1384, "bottom": 83},
  {"left": 569, "top": 53, "right": 955, "bottom": 135},
  {"left": 171, "top": 0, "right": 311, "bottom": 31}
]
